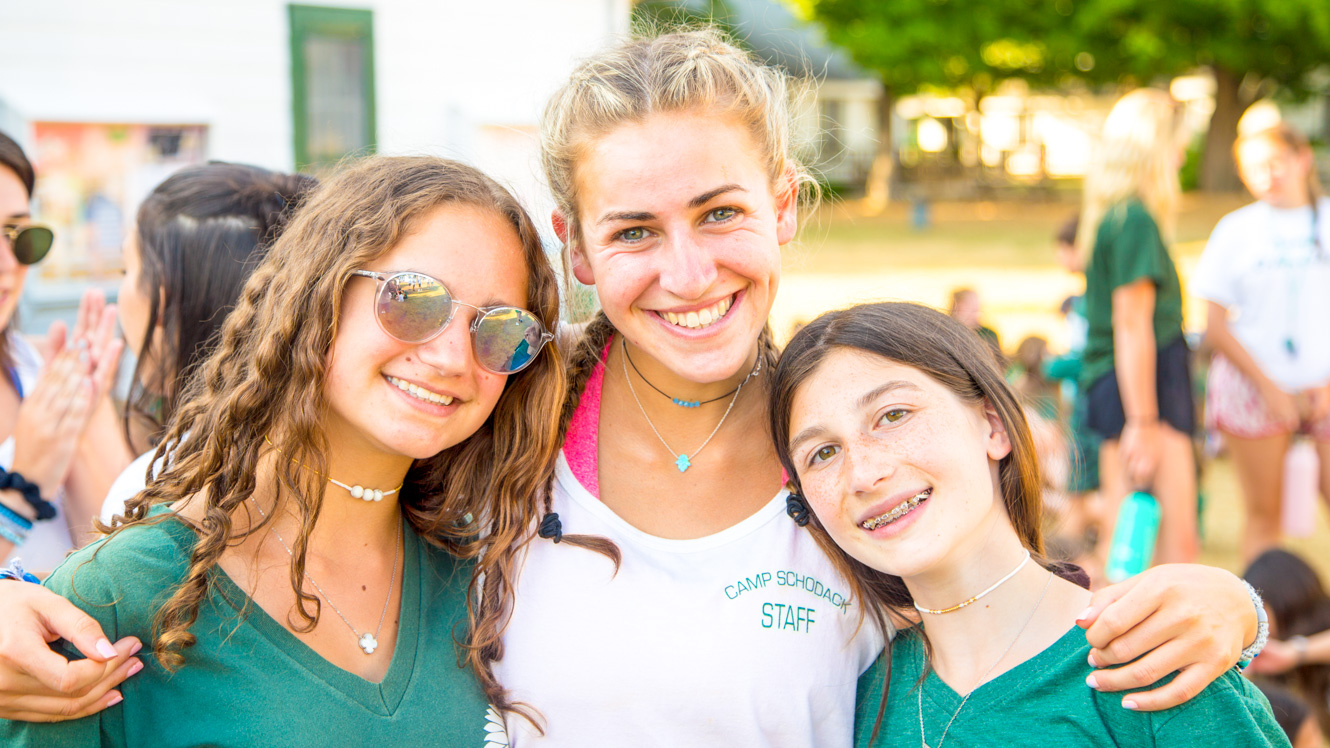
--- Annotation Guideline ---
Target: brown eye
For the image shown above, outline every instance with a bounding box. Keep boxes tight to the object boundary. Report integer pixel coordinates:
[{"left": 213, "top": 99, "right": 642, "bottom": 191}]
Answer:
[
  {"left": 879, "top": 409, "right": 908, "bottom": 425},
  {"left": 811, "top": 445, "right": 839, "bottom": 465}
]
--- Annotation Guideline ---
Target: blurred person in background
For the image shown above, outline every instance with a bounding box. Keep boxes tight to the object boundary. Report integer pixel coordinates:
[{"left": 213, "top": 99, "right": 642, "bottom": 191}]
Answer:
[
  {"left": 1076, "top": 89, "right": 1198, "bottom": 571},
  {"left": 1256, "top": 681, "right": 1325, "bottom": 748},
  {"left": 1246, "top": 548, "right": 1330, "bottom": 740},
  {"left": 1191, "top": 124, "right": 1330, "bottom": 562},
  {"left": 0, "top": 131, "right": 130, "bottom": 571},
  {"left": 948, "top": 287, "right": 1003, "bottom": 364},
  {"left": 100, "top": 162, "right": 317, "bottom": 521}
]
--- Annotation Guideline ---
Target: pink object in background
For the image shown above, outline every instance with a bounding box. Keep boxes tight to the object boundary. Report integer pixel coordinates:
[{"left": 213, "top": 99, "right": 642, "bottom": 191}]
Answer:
[{"left": 1281, "top": 438, "right": 1320, "bottom": 538}]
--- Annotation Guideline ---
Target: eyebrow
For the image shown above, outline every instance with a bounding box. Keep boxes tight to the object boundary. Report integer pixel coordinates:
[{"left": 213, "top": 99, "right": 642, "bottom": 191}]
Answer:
[
  {"left": 787, "top": 380, "right": 923, "bottom": 454},
  {"left": 594, "top": 183, "right": 747, "bottom": 226}
]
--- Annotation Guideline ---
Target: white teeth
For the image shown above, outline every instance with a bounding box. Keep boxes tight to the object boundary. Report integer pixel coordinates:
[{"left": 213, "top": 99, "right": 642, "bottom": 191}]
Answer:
[
  {"left": 861, "top": 489, "right": 931, "bottom": 531},
  {"left": 660, "top": 296, "right": 733, "bottom": 330},
  {"left": 387, "top": 376, "right": 454, "bottom": 406}
]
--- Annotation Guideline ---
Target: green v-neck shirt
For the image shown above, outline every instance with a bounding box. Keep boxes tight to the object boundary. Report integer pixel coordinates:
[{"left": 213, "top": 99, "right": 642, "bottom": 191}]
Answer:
[
  {"left": 0, "top": 511, "right": 503, "bottom": 747},
  {"left": 855, "top": 626, "right": 1289, "bottom": 747}
]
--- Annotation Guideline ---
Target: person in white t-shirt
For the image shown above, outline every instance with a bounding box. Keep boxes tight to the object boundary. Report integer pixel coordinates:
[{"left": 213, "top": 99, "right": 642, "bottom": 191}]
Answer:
[
  {"left": 1192, "top": 123, "right": 1330, "bottom": 561},
  {"left": 488, "top": 28, "right": 1264, "bottom": 747}
]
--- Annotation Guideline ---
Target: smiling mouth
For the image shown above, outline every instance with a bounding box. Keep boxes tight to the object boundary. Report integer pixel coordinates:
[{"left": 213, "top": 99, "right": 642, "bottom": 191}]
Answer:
[
  {"left": 861, "top": 488, "right": 931, "bottom": 530},
  {"left": 386, "top": 376, "right": 454, "bottom": 406},
  {"left": 656, "top": 294, "right": 734, "bottom": 331}
]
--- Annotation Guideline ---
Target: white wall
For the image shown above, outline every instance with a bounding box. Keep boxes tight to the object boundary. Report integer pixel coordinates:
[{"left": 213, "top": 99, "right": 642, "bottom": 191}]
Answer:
[{"left": 0, "top": 0, "right": 631, "bottom": 209}]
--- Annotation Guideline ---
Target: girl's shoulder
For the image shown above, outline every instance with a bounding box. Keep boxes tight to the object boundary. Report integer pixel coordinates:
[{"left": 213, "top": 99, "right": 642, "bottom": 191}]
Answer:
[{"left": 43, "top": 510, "right": 196, "bottom": 635}]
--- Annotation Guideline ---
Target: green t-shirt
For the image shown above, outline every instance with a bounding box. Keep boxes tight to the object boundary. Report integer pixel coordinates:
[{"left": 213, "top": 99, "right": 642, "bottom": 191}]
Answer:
[
  {"left": 854, "top": 626, "right": 1289, "bottom": 747},
  {"left": 0, "top": 511, "right": 502, "bottom": 747},
  {"left": 1081, "top": 199, "right": 1186, "bottom": 388}
]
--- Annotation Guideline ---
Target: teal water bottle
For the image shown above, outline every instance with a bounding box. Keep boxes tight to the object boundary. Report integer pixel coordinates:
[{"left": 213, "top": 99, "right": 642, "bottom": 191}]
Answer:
[{"left": 1104, "top": 491, "right": 1160, "bottom": 583}]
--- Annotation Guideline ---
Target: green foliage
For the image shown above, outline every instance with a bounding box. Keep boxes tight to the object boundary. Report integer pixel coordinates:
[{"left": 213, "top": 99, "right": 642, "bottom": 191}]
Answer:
[
  {"left": 1178, "top": 134, "right": 1203, "bottom": 192},
  {"left": 792, "top": 0, "right": 1330, "bottom": 98}
]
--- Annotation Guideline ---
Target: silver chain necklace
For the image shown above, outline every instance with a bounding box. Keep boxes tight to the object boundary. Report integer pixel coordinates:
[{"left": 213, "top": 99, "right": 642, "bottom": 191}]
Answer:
[
  {"left": 917, "top": 570, "right": 1053, "bottom": 748},
  {"left": 250, "top": 498, "right": 401, "bottom": 655},
  {"left": 620, "top": 336, "right": 761, "bottom": 472}
]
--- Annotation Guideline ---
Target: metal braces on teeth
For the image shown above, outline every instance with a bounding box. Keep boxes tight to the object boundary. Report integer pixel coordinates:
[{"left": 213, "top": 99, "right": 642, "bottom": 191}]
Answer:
[{"left": 861, "top": 489, "right": 931, "bottom": 530}]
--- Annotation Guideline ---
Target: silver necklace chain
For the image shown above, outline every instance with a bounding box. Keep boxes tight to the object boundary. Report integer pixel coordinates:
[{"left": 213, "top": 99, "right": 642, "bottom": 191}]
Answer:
[
  {"left": 918, "top": 570, "right": 1053, "bottom": 748},
  {"left": 620, "top": 336, "right": 761, "bottom": 473},
  {"left": 250, "top": 498, "right": 401, "bottom": 655}
]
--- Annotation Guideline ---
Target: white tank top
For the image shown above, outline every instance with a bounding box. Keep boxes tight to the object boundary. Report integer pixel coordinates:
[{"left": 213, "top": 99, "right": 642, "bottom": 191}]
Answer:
[{"left": 495, "top": 452, "right": 886, "bottom": 747}]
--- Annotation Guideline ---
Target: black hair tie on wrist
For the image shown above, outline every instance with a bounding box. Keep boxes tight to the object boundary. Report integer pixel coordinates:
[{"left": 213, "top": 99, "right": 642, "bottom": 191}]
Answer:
[
  {"left": 538, "top": 511, "right": 563, "bottom": 543},
  {"left": 0, "top": 468, "right": 54, "bottom": 521},
  {"left": 786, "top": 492, "right": 811, "bottom": 526}
]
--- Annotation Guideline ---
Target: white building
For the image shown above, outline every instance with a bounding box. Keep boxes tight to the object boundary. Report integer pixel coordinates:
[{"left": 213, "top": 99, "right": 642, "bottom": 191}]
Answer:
[{"left": 0, "top": 0, "right": 630, "bottom": 326}]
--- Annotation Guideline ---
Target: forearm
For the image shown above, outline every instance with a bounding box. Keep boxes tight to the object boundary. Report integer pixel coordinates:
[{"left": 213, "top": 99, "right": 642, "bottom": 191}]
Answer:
[
  {"left": 1113, "top": 321, "right": 1157, "bottom": 421},
  {"left": 1204, "top": 316, "right": 1282, "bottom": 395},
  {"left": 61, "top": 402, "right": 133, "bottom": 547},
  {"left": 1300, "top": 629, "right": 1330, "bottom": 665}
]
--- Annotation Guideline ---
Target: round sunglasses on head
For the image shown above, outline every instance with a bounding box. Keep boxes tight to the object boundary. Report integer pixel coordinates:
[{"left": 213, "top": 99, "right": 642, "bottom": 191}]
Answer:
[
  {"left": 1, "top": 223, "right": 54, "bottom": 265},
  {"left": 352, "top": 269, "right": 554, "bottom": 374}
]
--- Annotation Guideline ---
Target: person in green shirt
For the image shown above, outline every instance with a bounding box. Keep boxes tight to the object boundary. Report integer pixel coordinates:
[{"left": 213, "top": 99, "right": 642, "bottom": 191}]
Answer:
[
  {"left": 769, "top": 301, "right": 1288, "bottom": 748},
  {"left": 1076, "top": 88, "right": 1199, "bottom": 575},
  {"left": 0, "top": 155, "right": 563, "bottom": 746}
]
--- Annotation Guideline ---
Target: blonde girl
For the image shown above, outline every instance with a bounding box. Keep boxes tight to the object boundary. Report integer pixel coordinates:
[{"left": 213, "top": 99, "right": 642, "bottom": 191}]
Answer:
[
  {"left": 0, "top": 156, "right": 563, "bottom": 744},
  {"left": 1192, "top": 124, "right": 1330, "bottom": 561},
  {"left": 1076, "top": 89, "right": 1198, "bottom": 570}
]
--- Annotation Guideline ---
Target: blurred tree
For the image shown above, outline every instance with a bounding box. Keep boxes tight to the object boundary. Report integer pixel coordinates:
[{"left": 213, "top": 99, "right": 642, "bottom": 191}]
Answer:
[{"left": 792, "top": 0, "right": 1330, "bottom": 193}]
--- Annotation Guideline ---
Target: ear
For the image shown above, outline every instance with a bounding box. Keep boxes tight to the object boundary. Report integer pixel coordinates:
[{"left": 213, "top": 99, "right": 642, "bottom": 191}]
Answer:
[
  {"left": 552, "top": 210, "right": 596, "bottom": 286},
  {"left": 774, "top": 167, "right": 799, "bottom": 246},
  {"left": 983, "top": 402, "right": 1012, "bottom": 461}
]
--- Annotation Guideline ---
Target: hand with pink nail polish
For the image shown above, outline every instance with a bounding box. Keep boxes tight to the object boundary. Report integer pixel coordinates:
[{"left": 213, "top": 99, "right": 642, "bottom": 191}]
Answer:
[{"left": 0, "top": 580, "right": 141, "bottom": 721}]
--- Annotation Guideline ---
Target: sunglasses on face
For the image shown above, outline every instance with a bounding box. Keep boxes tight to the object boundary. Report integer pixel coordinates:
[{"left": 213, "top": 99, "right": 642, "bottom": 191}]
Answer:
[
  {"left": 0, "top": 223, "right": 54, "bottom": 265},
  {"left": 351, "top": 269, "right": 554, "bottom": 375}
]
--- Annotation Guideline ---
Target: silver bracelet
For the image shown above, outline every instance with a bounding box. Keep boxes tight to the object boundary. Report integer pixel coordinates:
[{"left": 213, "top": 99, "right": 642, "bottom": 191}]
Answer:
[{"left": 1239, "top": 581, "right": 1268, "bottom": 663}]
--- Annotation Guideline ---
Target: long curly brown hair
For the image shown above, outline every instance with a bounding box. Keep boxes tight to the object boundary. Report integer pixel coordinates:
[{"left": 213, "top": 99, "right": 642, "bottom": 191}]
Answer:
[{"left": 102, "top": 156, "right": 566, "bottom": 721}]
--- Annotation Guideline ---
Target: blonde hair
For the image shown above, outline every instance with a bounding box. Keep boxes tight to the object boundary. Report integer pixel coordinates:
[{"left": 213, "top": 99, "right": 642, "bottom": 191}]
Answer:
[
  {"left": 1077, "top": 89, "right": 1182, "bottom": 255},
  {"left": 540, "top": 27, "right": 816, "bottom": 257}
]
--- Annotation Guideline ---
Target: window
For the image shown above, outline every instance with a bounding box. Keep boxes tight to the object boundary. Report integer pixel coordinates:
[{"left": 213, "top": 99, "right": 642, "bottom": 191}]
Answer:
[{"left": 289, "top": 5, "right": 376, "bottom": 171}]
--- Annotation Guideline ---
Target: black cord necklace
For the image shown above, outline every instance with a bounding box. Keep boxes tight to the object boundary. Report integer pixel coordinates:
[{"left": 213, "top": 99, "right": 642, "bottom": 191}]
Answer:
[{"left": 621, "top": 337, "right": 754, "bottom": 408}]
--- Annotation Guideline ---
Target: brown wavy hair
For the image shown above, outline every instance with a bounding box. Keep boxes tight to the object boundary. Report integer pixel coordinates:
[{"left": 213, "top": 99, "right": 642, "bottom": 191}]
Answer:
[
  {"left": 767, "top": 301, "right": 1049, "bottom": 742},
  {"left": 98, "top": 156, "right": 566, "bottom": 721}
]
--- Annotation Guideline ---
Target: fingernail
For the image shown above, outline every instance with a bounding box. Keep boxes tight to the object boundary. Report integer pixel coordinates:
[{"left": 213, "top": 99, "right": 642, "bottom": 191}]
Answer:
[
  {"left": 130, "top": 640, "right": 143, "bottom": 655},
  {"left": 96, "top": 638, "right": 117, "bottom": 658},
  {"left": 107, "top": 693, "right": 123, "bottom": 707},
  {"left": 1085, "top": 674, "right": 1099, "bottom": 690},
  {"left": 1123, "top": 699, "right": 1139, "bottom": 710},
  {"left": 1075, "top": 607, "right": 1093, "bottom": 622},
  {"left": 1087, "top": 652, "right": 1098, "bottom": 667},
  {"left": 128, "top": 660, "right": 144, "bottom": 677}
]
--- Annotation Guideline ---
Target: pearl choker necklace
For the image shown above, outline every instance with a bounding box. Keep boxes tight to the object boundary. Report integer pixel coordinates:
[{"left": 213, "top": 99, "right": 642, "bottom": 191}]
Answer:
[
  {"left": 264, "top": 436, "right": 403, "bottom": 502},
  {"left": 913, "top": 550, "right": 1031, "bottom": 615}
]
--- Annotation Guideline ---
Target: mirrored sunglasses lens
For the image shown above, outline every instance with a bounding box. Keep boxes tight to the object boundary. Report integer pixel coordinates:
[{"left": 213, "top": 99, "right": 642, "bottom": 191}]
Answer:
[
  {"left": 474, "top": 308, "right": 547, "bottom": 373},
  {"left": 13, "top": 227, "right": 52, "bottom": 265},
  {"left": 375, "top": 272, "right": 452, "bottom": 342}
]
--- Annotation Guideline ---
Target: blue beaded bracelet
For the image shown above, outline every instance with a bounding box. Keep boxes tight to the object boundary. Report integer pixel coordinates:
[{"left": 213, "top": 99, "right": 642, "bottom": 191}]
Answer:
[
  {"left": 0, "top": 501, "right": 33, "bottom": 530},
  {"left": 0, "top": 558, "right": 39, "bottom": 584},
  {"left": 0, "top": 503, "right": 31, "bottom": 547}
]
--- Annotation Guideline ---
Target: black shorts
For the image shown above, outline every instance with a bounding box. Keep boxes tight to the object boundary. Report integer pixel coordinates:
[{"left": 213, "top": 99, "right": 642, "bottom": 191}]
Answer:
[{"left": 1085, "top": 335, "right": 1195, "bottom": 440}]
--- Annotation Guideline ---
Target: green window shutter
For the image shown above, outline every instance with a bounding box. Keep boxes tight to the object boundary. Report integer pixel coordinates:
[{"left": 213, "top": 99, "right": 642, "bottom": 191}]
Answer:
[{"left": 289, "top": 4, "right": 376, "bottom": 172}]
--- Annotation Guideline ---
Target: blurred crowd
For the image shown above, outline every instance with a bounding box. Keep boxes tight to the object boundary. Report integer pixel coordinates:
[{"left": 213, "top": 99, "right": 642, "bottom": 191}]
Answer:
[{"left": 948, "top": 98, "right": 1330, "bottom": 747}]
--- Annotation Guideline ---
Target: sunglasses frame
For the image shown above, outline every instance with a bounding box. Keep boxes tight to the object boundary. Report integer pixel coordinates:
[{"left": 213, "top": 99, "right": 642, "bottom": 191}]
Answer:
[
  {"left": 351, "top": 269, "right": 554, "bottom": 374},
  {"left": 0, "top": 222, "right": 54, "bottom": 266}
]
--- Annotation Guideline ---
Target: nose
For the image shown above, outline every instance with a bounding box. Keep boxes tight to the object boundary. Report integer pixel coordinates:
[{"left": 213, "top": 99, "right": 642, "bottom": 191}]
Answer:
[
  {"left": 413, "top": 309, "right": 477, "bottom": 378},
  {"left": 844, "top": 438, "right": 895, "bottom": 496},
  {"left": 657, "top": 231, "right": 719, "bottom": 301}
]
